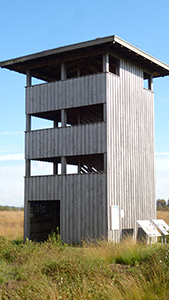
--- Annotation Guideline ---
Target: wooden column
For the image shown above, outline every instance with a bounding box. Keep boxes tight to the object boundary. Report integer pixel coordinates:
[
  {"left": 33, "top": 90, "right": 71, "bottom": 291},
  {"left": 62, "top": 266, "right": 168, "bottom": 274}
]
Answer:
[
  {"left": 53, "top": 162, "right": 58, "bottom": 175},
  {"left": 54, "top": 117, "right": 59, "bottom": 128},
  {"left": 78, "top": 108, "right": 80, "bottom": 125},
  {"left": 78, "top": 157, "right": 81, "bottom": 173},
  {"left": 26, "top": 70, "right": 32, "bottom": 131},
  {"left": 26, "top": 115, "right": 31, "bottom": 131},
  {"left": 25, "top": 160, "right": 31, "bottom": 176},
  {"left": 103, "top": 103, "right": 107, "bottom": 122},
  {"left": 25, "top": 70, "right": 32, "bottom": 177},
  {"left": 77, "top": 68, "right": 80, "bottom": 77},
  {"left": 24, "top": 197, "right": 30, "bottom": 241},
  {"left": 61, "top": 62, "right": 67, "bottom": 80},
  {"left": 26, "top": 70, "right": 32, "bottom": 87},
  {"left": 103, "top": 53, "right": 109, "bottom": 72},
  {"left": 149, "top": 75, "right": 153, "bottom": 91},
  {"left": 61, "top": 156, "right": 67, "bottom": 174},
  {"left": 61, "top": 109, "right": 67, "bottom": 127},
  {"left": 104, "top": 153, "right": 107, "bottom": 172}
]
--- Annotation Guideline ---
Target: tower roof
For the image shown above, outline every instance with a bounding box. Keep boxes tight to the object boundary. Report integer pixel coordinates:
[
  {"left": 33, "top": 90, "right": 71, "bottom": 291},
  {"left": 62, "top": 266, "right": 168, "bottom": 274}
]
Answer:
[{"left": 0, "top": 35, "right": 169, "bottom": 81}]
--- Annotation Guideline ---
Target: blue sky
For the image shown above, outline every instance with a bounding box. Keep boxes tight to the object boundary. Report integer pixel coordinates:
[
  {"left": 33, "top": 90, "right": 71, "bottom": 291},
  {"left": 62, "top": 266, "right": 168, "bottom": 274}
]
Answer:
[{"left": 0, "top": 0, "right": 169, "bottom": 206}]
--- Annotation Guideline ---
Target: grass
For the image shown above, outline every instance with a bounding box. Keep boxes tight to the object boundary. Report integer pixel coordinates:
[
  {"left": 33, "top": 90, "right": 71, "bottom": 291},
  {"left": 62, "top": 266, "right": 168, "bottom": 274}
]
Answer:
[
  {"left": 0, "top": 235, "right": 168, "bottom": 299},
  {"left": 157, "top": 210, "right": 169, "bottom": 224},
  {"left": 0, "top": 210, "right": 168, "bottom": 240},
  {"left": 0, "top": 211, "right": 168, "bottom": 299},
  {"left": 0, "top": 211, "right": 23, "bottom": 239}
]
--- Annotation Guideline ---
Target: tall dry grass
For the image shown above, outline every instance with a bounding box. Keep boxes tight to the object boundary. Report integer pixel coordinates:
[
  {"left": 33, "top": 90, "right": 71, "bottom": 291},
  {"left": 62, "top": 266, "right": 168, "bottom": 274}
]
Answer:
[
  {"left": 0, "top": 211, "right": 24, "bottom": 239},
  {"left": 0, "top": 211, "right": 168, "bottom": 298},
  {"left": 0, "top": 209, "right": 168, "bottom": 241},
  {"left": 0, "top": 235, "right": 168, "bottom": 299},
  {"left": 157, "top": 210, "right": 169, "bottom": 224}
]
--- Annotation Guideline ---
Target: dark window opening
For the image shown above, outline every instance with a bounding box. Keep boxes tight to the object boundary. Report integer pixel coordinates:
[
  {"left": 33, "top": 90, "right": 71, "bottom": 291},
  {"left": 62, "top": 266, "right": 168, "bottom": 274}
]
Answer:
[
  {"left": 67, "top": 104, "right": 104, "bottom": 126},
  {"left": 30, "top": 200, "right": 60, "bottom": 242},
  {"left": 67, "top": 154, "right": 104, "bottom": 174},
  {"left": 30, "top": 104, "right": 104, "bottom": 130},
  {"left": 67, "top": 54, "right": 103, "bottom": 79},
  {"left": 121, "top": 229, "right": 134, "bottom": 241},
  {"left": 30, "top": 154, "right": 104, "bottom": 176},
  {"left": 109, "top": 55, "right": 119, "bottom": 75},
  {"left": 80, "top": 154, "right": 104, "bottom": 173},
  {"left": 144, "top": 72, "right": 153, "bottom": 90}
]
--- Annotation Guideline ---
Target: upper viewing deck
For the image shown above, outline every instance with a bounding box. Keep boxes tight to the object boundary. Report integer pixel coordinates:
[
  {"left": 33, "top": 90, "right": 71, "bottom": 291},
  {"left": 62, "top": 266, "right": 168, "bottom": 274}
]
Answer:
[
  {"left": 26, "top": 73, "right": 107, "bottom": 115},
  {"left": 1, "top": 35, "right": 169, "bottom": 79}
]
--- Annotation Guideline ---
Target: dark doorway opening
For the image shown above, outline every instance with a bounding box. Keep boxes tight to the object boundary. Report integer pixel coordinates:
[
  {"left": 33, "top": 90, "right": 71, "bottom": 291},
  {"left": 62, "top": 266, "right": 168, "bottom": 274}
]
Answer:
[
  {"left": 30, "top": 200, "right": 60, "bottom": 242},
  {"left": 120, "top": 229, "right": 134, "bottom": 241}
]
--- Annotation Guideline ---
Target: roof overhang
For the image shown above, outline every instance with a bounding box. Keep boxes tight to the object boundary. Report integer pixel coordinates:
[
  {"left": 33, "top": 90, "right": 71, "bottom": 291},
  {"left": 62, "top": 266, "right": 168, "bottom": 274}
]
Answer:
[{"left": 0, "top": 35, "right": 169, "bottom": 80}]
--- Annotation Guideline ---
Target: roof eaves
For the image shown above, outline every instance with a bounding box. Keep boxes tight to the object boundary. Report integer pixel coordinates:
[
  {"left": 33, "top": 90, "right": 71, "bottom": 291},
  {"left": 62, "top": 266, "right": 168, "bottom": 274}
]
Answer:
[
  {"left": 114, "top": 35, "right": 169, "bottom": 72},
  {"left": 0, "top": 35, "right": 116, "bottom": 69}
]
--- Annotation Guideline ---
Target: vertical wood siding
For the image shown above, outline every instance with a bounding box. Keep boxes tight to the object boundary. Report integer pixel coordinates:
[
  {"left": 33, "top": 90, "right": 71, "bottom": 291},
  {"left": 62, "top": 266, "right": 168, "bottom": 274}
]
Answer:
[
  {"left": 106, "top": 60, "right": 155, "bottom": 242},
  {"left": 25, "top": 173, "right": 107, "bottom": 244},
  {"left": 26, "top": 73, "right": 106, "bottom": 114},
  {"left": 25, "top": 59, "right": 156, "bottom": 243},
  {"left": 25, "top": 122, "right": 106, "bottom": 159}
]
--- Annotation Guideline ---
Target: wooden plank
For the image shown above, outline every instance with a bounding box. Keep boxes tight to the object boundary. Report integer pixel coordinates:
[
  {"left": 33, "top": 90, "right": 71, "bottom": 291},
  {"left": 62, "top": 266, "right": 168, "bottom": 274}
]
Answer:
[
  {"left": 26, "top": 74, "right": 107, "bottom": 115},
  {"left": 69, "top": 175, "right": 73, "bottom": 243},
  {"left": 77, "top": 174, "right": 81, "bottom": 243}
]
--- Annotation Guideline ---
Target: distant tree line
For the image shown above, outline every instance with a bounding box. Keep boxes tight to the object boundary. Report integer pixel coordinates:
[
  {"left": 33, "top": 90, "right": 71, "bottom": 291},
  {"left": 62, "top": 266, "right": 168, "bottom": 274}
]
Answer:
[
  {"left": 0, "top": 206, "right": 24, "bottom": 211},
  {"left": 0, "top": 201, "right": 168, "bottom": 212},
  {"left": 156, "top": 199, "right": 169, "bottom": 211}
]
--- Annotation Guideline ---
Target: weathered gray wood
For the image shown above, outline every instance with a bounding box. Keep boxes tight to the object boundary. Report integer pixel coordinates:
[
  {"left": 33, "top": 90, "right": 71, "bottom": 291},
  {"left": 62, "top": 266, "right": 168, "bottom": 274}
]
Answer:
[
  {"left": 61, "top": 157, "right": 66, "bottom": 175},
  {"left": 26, "top": 73, "right": 107, "bottom": 114},
  {"left": 26, "top": 115, "right": 31, "bottom": 131},
  {"left": 24, "top": 50, "right": 156, "bottom": 244},
  {"left": 61, "top": 109, "right": 67, "bottom": 127},
  {"left": 106, "top": 59, "right": 155, "bottom": 242},
  {"left": 25, "top": 159, "right": 31, "bottom": 177},
  {"left": 25, "top": 122, "right": 106, "bottom": 159},
  {"left": 24, "top": 173, "right": 107, "bottom": 243},
  {"left": 26, "top": 70, "right": 32, "bottom": 87},
  {"left": 61, "top": 62, "right": 67, "bottom": 80},
  {"left": 103, "top": 53, "right": 109, "bottom": 72}
]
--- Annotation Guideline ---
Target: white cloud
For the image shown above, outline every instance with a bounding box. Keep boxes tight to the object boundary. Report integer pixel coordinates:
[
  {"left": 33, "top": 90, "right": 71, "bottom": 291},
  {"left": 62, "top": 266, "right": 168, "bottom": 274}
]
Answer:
[
  {"left": 155, "top": 155, "right": 169, "bottom": 173},
  {"left": 0, "top": 153, "right": 24, "bottom": 161},
  {"left": 31, "top": 160, "right": 53, "bottom": 175},
  {"left": 0, "top": 164, "right": 24, "bottom": 207},
  {"left": 155, "top": 152, "right": 169, "bottom": 156}
]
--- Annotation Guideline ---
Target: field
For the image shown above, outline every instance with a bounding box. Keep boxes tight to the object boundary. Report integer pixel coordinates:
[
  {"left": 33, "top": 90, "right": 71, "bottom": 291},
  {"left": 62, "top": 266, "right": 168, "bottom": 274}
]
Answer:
[
  {"left": 0, "top": 211, "right": 168, "bottom": 299},
  {"left": 0, "top": 211, "right": 24, "bottom": 239},
  {"left": 0, "top": 210, "right": 168, "bottom": 240},
  {"left": 157, "top": 210, "right": 169, "bottom": 224}
]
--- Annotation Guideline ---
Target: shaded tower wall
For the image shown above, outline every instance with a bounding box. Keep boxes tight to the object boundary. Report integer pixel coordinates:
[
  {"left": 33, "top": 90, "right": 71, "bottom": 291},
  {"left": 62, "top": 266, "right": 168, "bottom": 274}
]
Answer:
[{"left": 24, "top": 73, "right": 108, "bottom": 243}]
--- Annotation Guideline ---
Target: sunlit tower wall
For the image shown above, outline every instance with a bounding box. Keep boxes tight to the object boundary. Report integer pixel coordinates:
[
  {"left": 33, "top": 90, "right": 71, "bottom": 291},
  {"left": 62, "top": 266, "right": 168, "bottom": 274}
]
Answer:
[{"left": 1, "top": 36, "right": 169, "bottom": 243}]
